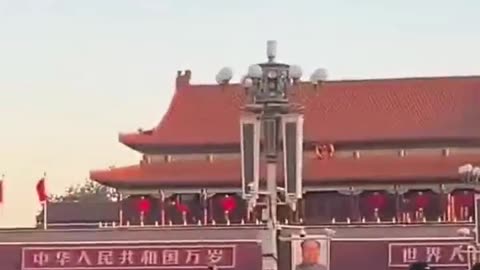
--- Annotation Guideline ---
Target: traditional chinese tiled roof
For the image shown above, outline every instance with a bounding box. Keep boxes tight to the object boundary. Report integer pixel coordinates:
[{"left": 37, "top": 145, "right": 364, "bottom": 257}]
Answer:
[
  {"left": 119, "top": 75, "right": 480, "bottom": 153},
  {"left": 90, "top": 154, "right": 480, "bottom": 188}
]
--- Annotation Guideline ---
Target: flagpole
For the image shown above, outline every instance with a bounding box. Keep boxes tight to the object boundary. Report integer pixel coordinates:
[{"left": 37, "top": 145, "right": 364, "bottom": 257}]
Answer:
[
  {"left": 43, "top": 201, "right": 47, "bottom": 230},
  {"left": 43, "top": 172, "right": 48, "bottom": 230}
]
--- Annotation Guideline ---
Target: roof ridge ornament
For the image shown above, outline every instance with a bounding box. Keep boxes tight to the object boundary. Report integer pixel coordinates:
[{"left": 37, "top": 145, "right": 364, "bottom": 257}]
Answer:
[{"left": 175, "top": 70, "right": 192, "bottom": 90}]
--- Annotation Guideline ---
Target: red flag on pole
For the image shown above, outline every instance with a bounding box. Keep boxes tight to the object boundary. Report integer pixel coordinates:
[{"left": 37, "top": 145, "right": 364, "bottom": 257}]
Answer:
[
  {"left": 36, "top": 175, "right": 48, "bottom": 230},
  {"left": 36, "top": 178, "right": 47, "bottom": 203}
]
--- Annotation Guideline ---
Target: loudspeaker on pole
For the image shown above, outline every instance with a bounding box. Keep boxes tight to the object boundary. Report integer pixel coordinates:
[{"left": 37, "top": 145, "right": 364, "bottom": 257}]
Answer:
[
  {"left": 282, "top": 114, "right": 304, "bottom": 201},
  {"left": 240, "top": 115, "right": 261, "bottom": 201}
]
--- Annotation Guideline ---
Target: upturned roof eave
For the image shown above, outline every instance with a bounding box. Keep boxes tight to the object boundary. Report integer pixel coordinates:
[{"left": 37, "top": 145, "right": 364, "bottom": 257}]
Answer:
[
  {"left": 89, "top": 152, "right": 480, "bottom": 189},
  {"left": 91, "top": 176, "right": 461, "bottom": 190}
]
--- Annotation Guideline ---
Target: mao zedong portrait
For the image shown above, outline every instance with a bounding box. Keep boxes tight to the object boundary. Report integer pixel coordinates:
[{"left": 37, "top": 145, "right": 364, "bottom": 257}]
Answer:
[{"left": 295, "top": 240, "right": 327, "bottom": 270}]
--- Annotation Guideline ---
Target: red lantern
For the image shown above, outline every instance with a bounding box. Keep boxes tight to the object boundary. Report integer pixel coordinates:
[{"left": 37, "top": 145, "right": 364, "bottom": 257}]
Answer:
[
  {"left": 221, "top": 195, "right": 237, "bottom": 213},
  {"left": 137, "top": 197, "right": 151, "bottom": 214},
  {"left": 414, "top": 192, "right": 429, "bottom": 209},
  {"left": 367, "top": 192, "right": 386, "bottom": 210}
]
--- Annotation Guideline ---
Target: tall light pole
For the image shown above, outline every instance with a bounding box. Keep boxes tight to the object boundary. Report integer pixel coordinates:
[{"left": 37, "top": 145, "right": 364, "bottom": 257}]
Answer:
[{"left": 216, "top": 41, "right": 327, "bottom": 268}]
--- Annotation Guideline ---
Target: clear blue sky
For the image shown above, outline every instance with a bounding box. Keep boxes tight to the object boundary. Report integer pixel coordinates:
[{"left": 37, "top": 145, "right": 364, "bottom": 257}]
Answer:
[{"left": 0, "top": 0, "right": 479, "bottom": 227}]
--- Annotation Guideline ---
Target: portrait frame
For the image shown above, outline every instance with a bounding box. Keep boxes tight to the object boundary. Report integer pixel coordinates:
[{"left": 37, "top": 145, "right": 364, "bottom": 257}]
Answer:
[{"left": 291, "top": 234, "right": 331, "bottom": 270}]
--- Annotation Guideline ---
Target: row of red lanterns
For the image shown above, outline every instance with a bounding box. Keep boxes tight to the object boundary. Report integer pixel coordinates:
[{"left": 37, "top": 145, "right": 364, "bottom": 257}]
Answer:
[
  {"left": 366, "top": 191, "right": 474, "bottom": 211},
  {"left": 135, "top": 195, "right": 238, "bottom": 214},
  {"left": 135, "top": 192, "right": 473, "bottom": 214}
]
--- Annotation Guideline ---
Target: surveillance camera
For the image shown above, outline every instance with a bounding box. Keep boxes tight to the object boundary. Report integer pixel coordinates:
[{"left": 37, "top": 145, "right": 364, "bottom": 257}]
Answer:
[{"left": 299, "top": 229, "right": 307, "bottom": 237}]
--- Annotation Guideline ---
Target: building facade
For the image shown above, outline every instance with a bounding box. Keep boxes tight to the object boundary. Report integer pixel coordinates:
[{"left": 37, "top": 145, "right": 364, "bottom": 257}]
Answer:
[
  {"left": 90, "top": 73, "right": 480, "bottom": 228},
  {"left": 11, "top": 72, "right": 480, "bottom": 270}
]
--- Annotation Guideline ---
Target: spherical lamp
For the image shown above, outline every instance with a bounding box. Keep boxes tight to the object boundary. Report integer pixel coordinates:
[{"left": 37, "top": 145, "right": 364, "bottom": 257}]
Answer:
[
  {"left": 247, "top": 64, "right": 263, "bottom": 79},
  {"left": 216, "top": 67, "right": 233, "bottom": 84},
  {"left": 310, "top": 68, "right": 328, "bottom": 84},
  {"left": 289, "top": 65, "right": 302, "bottom": 80},
  {"left": 242, "top": 77, "right": 253, "bottom": 88}
]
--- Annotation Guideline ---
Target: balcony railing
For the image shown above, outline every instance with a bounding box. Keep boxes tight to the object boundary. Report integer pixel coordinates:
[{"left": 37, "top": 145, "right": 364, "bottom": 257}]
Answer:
[{"left": 38, "top": 188, "right": 475, "bottom": 230}]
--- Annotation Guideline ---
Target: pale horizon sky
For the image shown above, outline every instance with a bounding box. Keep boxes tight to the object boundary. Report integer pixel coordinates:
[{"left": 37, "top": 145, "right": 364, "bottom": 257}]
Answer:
[{"left": 0, "top": 0, "right": 479, "bottom": 227}]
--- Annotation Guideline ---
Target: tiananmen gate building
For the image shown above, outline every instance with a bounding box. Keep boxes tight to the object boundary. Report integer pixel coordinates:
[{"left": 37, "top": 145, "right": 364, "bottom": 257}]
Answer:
[
  {"left": 2, "top": 71, "right": 480, "bottom": 270},
  {"left": 92, "top": 72, "right": 480, "bottom": 227}
]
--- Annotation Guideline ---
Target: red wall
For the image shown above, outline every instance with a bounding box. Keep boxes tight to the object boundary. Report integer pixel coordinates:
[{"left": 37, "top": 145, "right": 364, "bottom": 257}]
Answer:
[
  {"left": 330, "top": 239, "right": 471, "bottom": 270},
  {"left": 0, "top": 241, "right": 262, "bottom": 270}
]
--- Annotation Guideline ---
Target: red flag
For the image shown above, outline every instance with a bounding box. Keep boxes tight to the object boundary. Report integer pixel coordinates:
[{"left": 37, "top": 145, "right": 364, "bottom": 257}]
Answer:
[{"left": 36, "top": 178, "right": 47, "bottom": 203}]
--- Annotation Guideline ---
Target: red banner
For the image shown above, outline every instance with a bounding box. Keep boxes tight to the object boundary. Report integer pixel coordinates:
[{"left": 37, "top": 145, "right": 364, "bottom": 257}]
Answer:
[
  {"left": 388, "top": 242, "right": 469, "bottom": 268},
  {"left": 22, "top": 245, "right": 235, "bottom": 269}
]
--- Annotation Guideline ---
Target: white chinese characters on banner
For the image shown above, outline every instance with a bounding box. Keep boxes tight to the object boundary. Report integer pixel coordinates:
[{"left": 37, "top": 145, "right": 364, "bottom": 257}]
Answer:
[
  {"left": 22, "top": 245, "right": 236, "bottom": 269},
  {"left": 389, "top": 242, "right": 470, "bottom": 268}
]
